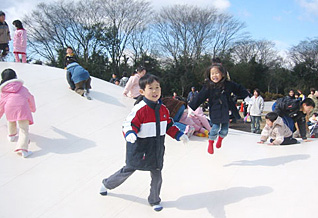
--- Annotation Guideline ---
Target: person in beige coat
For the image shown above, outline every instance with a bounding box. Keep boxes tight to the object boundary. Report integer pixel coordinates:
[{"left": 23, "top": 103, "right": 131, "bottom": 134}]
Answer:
[{"left": 258, "top": 112, "right": 298, "bottom": 145}]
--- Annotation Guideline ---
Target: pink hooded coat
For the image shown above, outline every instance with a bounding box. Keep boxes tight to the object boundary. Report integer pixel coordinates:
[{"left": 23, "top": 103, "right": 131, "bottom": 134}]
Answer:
[
  {"left": 13, "top": 28, "right": 27, "bottom": 53},
  {"left": 0, "top": 79, "right": 36, "bottom": 125},
  {"left": 123, "top": 74, "right": 141, "bottom": 98}
]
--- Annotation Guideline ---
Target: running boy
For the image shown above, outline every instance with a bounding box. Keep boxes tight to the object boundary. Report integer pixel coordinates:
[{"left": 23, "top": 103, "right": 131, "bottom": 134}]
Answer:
[
  {"left": 100, "top": 74, "right": 189, "bottom": 212},
  {"left": 258, "top": 112, "right": 298, "bottom": 145}
]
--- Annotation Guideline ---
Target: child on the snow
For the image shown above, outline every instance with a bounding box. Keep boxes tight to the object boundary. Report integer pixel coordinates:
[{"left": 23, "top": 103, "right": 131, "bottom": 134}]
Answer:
[
  {"left": 66, "top": 62, "right": 92, "bottom": 99},
  {"left": 12, "top": 20, "right": 27, "bottom": 63},
  {"left": 123, "top": 66, "right": 146, "bottom": 99},
  {"left": 258, "top": 112, "right": 298, "bottom": 145},
  {"left": 0, "top": 69, "right": 36, "bottom": 157},
  {"left": 100, "top": 74, "right": 189, "bottom": 212},
  {"left": 189, "top": 63, "right": 249, "bottom": 154},
  {"left": 274, "top": 97, "right": 315, "bottom": 142},
  {"left": 179, "top": 106, "right": 211, "bottom": 137}
]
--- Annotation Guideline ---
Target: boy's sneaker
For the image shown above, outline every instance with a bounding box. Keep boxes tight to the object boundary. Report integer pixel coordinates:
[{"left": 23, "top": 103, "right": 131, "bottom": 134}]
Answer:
[
  {"left": 152, "top": 204, "right": 163, "bottom": 212},
  {"left": 7, "top": 135, "right": 17, "bottom": 142},
  {"left": 21, "top": 150, "right": 33, "bottom": 158},
  {"left": 99, "top": 184, "right": 108, "bottom": 196}
]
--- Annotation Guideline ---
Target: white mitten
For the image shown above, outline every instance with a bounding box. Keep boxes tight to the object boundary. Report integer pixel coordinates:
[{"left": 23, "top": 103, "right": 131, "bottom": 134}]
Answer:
[
  {"left": 180, "top": 134, "right": 189, "bottom": 144},
  {"left": 126, "top": 133, "right": 137, "bottom": 143}
]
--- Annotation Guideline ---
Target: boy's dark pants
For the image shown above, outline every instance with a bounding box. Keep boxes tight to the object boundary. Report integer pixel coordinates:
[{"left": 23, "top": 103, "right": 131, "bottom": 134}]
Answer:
[{"left": 102, "top": 165, "right": 162, "bottom": 205}]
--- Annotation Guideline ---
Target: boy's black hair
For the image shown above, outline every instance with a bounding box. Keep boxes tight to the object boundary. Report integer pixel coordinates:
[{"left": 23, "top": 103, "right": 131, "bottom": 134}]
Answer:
[
  {"left": 12, "top": 20, "right": 23, "bottom": 29},
  {"left": 301, "top": 98, "right": 315, "bottom": 108},
  {"left": 66, "top": 46, "right": 73, "bottom": 50},
  {"left": 1, "top": 68, "right": 17, "bottom": 85},
  {"left": 139, "top": 74, "right": 160, "bottom": 90},
  {"left": 265, "top": 112, "right": 279, "bottom": 122},
  {"left": 0, "top": 11, "right": 5, "bottom": 17}
]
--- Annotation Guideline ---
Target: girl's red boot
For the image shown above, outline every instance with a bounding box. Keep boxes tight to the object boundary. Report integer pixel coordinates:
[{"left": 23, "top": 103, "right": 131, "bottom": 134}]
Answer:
[
  {"left": 216, "top": 136, "right": 223, "bottom": 149},
  {"left": 208, "top": 140, "right": 214, "bottom": 154}
]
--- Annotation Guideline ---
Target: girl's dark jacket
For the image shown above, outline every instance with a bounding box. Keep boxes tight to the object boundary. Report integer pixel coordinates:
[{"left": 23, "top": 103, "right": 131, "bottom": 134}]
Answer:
[
  {"left": 122, "top": 97, "right": 183, "bottom": 171},
  {"left": 189, "top": 81, "right": 249, "bottom": 124}
]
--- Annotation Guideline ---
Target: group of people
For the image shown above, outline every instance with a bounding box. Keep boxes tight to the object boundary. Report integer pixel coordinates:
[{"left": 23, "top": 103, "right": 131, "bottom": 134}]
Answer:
[
  {"left": 103, "top": 60, "right": 316, "bottom": 211},
  {"left": 1, "top": 10, "right": 317, "bottom": 211},
  {"left": 243, "top": 86, "right": 316, "bottom": 146},
  {"left": 109, "top": 72, "right": 129, "bottom": 87},
  {"left": 0, "top": 11, "right": 27, "bottom": 63}
]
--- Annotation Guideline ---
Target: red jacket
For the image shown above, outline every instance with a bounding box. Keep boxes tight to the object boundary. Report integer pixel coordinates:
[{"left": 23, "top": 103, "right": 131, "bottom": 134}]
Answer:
[{"left": 122, "top": 97, "right": 183, "bottom": 170}]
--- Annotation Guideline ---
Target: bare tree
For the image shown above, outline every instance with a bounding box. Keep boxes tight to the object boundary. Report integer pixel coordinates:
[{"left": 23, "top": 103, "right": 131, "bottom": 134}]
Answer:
[
  {"left": 289, "top": 38, "right": 318, "bottom": 89},
  {"left": 94, "top": 0, "right": 152, "bottom": 73},
  {"left": 231, "top": 39, "right": 278, "bottom": 65},
  {"left": 211, "top": 13, "right": 248, "bottom": 57},
  {"left": 129, "top": 26, "right": 154, "bottom": 65},
  {"left": 289, "top": 38, "right": 318, "bottom": 67},
  {"left": 154, "top": 5, "right": 217, "bottom": 62},
  {"left": 24, "top": 0, "right": 101, "bottom": 65}
]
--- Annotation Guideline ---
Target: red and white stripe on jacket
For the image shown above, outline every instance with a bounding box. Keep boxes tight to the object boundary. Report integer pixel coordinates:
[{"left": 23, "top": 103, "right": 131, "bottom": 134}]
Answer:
[{"left": 122, "top": 100, "right": 181, "bottom": 140}]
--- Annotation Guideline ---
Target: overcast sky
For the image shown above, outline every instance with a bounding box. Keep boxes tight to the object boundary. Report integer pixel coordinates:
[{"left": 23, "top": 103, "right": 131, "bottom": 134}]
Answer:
[{"left": 2, "top": 0, "right": 318, "bottom": 57}]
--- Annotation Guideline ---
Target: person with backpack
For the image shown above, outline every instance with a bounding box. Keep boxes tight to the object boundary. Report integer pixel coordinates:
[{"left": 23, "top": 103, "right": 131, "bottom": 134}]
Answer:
[{"left": 273, "top": 97, "right": 315, "bottom": 142}]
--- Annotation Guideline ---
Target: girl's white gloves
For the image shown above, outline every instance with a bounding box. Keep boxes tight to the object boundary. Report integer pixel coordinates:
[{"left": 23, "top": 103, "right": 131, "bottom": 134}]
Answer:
[
  {"left": 180, "top": 134, "right": 189, "bottom": 144},
  {"left": 126, "top": 133, "right": 137, "bottom": 143}
]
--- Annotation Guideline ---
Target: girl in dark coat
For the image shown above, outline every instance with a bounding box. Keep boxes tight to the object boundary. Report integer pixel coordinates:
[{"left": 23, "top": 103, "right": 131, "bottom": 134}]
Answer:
[{"left": 189, "top": 64, "right": 249, "bottom": 154}]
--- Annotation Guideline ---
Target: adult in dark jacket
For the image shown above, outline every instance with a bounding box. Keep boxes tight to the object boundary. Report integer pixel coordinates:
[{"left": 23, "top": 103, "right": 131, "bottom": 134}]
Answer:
[
  {"left": 0, "top": 11, "right": 11, "bottom": 59},
  {"left": 66, "top": 62, "right": 91, "bottom": 99},
  {"left": 189, "top": 64, "right": 250, "bottom": 154}
]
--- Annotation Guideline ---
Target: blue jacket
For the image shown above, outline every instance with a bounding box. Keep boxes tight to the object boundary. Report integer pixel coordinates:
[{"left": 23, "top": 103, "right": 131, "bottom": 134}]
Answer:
[{"left": 66, "top": 62, "right": 90, "bottom": 84}]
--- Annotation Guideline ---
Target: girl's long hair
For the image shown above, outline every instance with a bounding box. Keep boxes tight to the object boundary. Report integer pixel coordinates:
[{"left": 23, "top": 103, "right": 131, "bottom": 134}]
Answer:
[
  {"left": 204, "top": 63, "right": 227, "bottom": 89},
  {"left": 12, "top": 20, "right": 23, "bottom": 29}
]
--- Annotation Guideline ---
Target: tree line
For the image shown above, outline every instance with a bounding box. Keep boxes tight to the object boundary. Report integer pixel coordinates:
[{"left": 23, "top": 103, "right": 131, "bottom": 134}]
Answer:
[{"left": 23, "top": 0, "right": 318, "bottom": 98}]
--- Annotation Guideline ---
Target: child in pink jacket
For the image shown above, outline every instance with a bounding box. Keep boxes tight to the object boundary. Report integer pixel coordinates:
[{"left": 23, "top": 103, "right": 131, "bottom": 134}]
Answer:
[
  {"left": 0, "top": 69, "right": 36, "bottom": 157},
  {"left": 123, "top": 66, "right": 146, "bottom": 99},
  {"left": 12, "top": 20, "right": 27, "bottom": 63}
]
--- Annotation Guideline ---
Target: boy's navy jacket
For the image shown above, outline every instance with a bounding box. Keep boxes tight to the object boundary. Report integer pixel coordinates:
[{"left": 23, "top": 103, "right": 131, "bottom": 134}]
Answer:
[
  {"left": 122, "top": 97, "right": 183, "bottom": 171},
  {"left": 189, "top": 81, "right": 249, "bottom": 124},
  {"left": 66, "top": 62, "right": 90, "bottom": 84}
]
